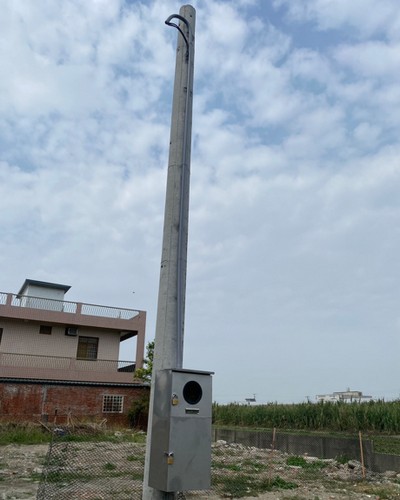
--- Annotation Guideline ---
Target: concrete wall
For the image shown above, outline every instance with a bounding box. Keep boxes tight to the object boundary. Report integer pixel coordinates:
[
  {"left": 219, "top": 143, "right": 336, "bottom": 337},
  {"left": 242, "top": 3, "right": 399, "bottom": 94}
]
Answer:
[
  {"left": 21, "top": 284, "right": 66, "bottom": 310},
  {"left": 213, "top": 428, "right": 400, "bottom": 473},
  {"left": 0, "top": 319, "right": 120, "bottom": 361},
  {"left": 0, "top": 381, "right": 148, "bottom": 426}
]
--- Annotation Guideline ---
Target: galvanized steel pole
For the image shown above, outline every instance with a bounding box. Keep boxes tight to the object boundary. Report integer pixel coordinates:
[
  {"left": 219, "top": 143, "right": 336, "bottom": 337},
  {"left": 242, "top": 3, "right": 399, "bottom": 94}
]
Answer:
[{"left": 142, "top": 5, "right": 195, "bottom": 499}]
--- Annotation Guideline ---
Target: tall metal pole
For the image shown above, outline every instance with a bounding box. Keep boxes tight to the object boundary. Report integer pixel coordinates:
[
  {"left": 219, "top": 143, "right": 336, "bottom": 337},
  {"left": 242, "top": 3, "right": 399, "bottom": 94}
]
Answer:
[{"left": 142, "top": 5, "right": 195, "bottom": 499}]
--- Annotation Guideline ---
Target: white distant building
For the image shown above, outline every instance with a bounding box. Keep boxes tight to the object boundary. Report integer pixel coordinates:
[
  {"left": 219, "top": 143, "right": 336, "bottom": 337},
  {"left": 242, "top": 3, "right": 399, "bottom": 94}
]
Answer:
[
  {"left": 245, "top": 394, "right": 256, "bottom": 405},
  {"left": 316, "top": 389, "right": 372, "bottom": 403}
]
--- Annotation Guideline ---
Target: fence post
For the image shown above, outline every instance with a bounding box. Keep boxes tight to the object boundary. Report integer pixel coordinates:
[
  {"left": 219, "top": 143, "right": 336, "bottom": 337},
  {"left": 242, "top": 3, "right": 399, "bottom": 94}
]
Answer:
[
  {"left": 359, "top": 431, "right": 366, "bottom": 479},
  {"left": 271, "top": 428, "right": 276, "bottom": 450}
]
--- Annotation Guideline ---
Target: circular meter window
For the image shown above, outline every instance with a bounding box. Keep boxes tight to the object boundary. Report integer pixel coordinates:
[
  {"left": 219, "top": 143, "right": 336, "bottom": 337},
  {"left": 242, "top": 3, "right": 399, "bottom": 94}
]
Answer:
[{"left": 183, "top": 380, "right": 202, "bottom": 405}]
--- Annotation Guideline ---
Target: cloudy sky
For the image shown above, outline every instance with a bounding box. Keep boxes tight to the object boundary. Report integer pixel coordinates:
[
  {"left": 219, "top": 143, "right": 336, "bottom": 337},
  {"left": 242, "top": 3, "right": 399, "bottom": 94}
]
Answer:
[{"left": 1, "top": 0, "right": 399, "bottom": 403}]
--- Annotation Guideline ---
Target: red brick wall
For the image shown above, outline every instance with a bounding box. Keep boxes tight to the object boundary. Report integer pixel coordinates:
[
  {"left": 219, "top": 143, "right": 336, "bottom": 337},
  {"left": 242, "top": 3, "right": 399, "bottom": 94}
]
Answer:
[{"left": 0, "top": 382, "right": 149, "bottom": 427}]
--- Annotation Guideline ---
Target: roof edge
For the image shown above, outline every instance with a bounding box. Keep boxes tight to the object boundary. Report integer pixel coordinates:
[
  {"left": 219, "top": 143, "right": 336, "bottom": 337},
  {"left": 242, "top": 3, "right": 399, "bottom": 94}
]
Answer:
[
  {"left": 0, "top": 377, "right": 150, "bottom": 388},
  {"left": 17, "top": 279, "right": 71, "bottom": 297}
]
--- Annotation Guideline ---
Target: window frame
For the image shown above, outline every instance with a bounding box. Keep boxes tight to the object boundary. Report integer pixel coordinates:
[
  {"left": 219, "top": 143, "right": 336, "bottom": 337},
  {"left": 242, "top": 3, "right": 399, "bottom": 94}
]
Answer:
[
  {"left": 39, "top": 325, "right": 52, "bottom": 335},
  {"left": 102, "top": 395, "right": 124, "bottom": 413},
  {"left": 76, "top": 336, "right": 99, "bottom": 361}
]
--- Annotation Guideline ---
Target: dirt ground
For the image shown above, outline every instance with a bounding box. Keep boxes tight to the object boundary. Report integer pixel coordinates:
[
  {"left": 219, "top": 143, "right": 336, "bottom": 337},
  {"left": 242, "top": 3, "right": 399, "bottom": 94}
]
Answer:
[
  {"left": 1, "top": 442, "right": 400, "bottom": 499},
  {"left": 0, "top": 443, "right": 48, "bottom": 499}
]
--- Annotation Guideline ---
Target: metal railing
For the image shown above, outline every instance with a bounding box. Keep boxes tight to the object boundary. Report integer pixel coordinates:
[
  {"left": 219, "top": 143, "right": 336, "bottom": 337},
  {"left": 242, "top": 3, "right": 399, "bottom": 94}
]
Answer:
[
  {"left": 0, "top": 292, "right": 140, "bottom": 321},
  {"left": 0, "top": 351, "right": 135, "bottom": 373},
  {"left": 80, "top": 303, "right": 138, "bottom": 320}
]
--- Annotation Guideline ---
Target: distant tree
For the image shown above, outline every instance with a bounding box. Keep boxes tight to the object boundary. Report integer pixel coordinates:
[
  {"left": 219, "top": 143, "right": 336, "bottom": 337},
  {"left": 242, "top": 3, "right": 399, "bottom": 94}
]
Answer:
[
  {"left": 128, "top": 391, "right": 150, "bottom": 429},
  {"left": 130, "top": 340, "right": 153, "bottom": 429},
  {"left": 134, "top": 340, "right": 154, "bottom": 382}
]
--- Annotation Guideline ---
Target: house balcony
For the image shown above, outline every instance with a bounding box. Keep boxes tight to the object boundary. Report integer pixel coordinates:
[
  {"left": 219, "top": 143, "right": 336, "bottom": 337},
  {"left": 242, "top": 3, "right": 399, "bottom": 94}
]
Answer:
[
  {"left": 0, "top": 291, "right": 145, "bottom": 333},
  {"left": 0, "top": 291, "right": 146, "bottom": 369},
  {"left": 0, "top": 352, "right": 142, "bottom": 385}
]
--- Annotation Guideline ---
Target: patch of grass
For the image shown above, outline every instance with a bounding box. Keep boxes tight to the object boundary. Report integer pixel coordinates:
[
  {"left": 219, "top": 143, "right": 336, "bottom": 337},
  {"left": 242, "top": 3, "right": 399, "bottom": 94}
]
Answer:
[
  {"left": 30, "top": 471, "right": 42, "bottom": 482},
  {"left": 211, "top": 460, "right": 227, "bottom": 469},
  {"left": 242, "top": 458, "right": 267, "bottom": 472},
  {"left": 352, "top": 482, "right": 400, "bottom": 499},
  {"left": 44, "top": 471, "right": 93, "bottom": 484},
  {"left": 0, "top": 423, "right": 50, "bottom": 445},
  {"left": 225, "top": 463, "right": 242, "bottom": 472},
  {"left": 132, "top": 471, "right": 144, "bottom": 481},
  {"left": 38, "top": 461, "right": 143, "bottom": 484},
  {"left": 56, "top": 431, "right": 146, "bottom": 444},
  {"left": 373, "top": 435, "right": 400, "bottom": 455},
  {"left": 283, "top": 496, "right": 320, "bottom": 500},
  {"left": 47, "top": 455, "right": 67, "bottom": 467},
  {"left": 101, "top": 470, "right": 133, "bottom": 479},
  {"left": 217, "top": 474, "right": 260, "bottom": 498},
  {"left": 103, "top": 462, "right": 116, "bottom": 471},
  {"left": 286, "top": 456, "right": 308, "bottom": 467},
  {"left": 335, "top": 453, "right": 351, "bottom": 464},
  {"left": 212, "top": 448, "right": 226, "bottom": 457},
  {"left": 212, "top": 460, "right": 242, "bottom": 471},
  {"left": 0, "top": 423, "right": 147, "bottom": 446},
  {"left": 216, "top": 473, "right": 298, "bottom": 497},
  {"left": 212, "top": 458, "right": 267, "bottom": 475},
  {"left": 281, "top": 496, "right": 312, "bottom": 500},
  {"left": 126, "top": 454, "right": 144, "bottom": 463},
  {"left": 129, "top": 432, "right": 146, "bottom": 444},
  {"left": 286, "top": 456, "right": 327, "bottom": 470},
  {"left": 259, "top": 476, "right": 298, "bottom": 492}
]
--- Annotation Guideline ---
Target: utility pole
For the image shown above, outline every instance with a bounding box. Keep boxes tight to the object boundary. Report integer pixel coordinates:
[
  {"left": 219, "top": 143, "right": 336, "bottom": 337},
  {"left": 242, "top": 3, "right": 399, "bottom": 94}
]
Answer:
[{"left": 142, "top": 5, "right": 196, "bottom": 499}]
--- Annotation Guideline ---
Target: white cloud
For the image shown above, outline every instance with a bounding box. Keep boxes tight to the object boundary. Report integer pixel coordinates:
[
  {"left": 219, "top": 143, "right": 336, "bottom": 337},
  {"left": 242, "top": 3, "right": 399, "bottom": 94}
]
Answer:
[
  {"left": 334, "top": 41, "right": 400, "bottom": 79},
  {"left": 274, "top": 0, "right": 400, "bottom": 40}
]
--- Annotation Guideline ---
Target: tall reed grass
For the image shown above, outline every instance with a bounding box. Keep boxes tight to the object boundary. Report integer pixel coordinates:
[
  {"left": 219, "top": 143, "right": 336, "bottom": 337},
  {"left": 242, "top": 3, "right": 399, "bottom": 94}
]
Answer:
[{"left": 212, "top": 400, "right": 400, "bottom": 433}]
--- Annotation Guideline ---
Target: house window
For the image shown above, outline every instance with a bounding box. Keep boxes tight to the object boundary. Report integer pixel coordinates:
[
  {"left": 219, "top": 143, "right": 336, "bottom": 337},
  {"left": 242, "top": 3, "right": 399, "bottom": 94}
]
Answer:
[
  {"left": 0, "top": 328, "right": 3, "bottom": 344},
  {"left": 76, "top": 336, "right": 99, "bottom": 360},
  {"left": 39, "top": 325, "right": 52, "bottom": 335},
  {"left": 102, "top": 395, "right": 124, "bottom": 413}
]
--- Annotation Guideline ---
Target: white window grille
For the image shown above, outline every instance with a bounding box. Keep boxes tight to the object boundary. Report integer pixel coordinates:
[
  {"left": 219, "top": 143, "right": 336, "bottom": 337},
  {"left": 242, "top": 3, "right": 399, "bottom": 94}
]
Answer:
[{"left": 102, "top": 395, "right": 124, "bottom": 413}]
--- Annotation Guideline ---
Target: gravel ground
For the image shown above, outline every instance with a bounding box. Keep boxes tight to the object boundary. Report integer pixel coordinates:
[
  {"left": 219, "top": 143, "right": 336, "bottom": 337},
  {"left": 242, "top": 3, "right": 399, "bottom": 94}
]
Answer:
[
  {"left": 1, "top": 442, "right": 400, "bottom": 499},
  {"left": 0, "top": 443, "right": 48, "bottom": 499}
]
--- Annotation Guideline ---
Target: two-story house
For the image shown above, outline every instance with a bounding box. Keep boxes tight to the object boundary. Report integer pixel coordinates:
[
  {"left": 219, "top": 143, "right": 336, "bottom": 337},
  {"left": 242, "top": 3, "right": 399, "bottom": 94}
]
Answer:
[{"left": 0, "top": 279, "right": 148, "bottom": 425}]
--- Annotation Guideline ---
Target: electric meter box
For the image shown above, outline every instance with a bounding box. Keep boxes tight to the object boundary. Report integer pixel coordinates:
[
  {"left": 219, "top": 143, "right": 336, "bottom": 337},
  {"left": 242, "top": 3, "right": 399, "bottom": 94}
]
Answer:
[{"left": 148, "top": 368, "right": 213, "bottom": 492}]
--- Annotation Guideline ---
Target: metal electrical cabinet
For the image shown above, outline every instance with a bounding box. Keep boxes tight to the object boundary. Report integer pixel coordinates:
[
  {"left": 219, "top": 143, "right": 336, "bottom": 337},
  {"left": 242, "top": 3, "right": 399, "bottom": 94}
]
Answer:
[{"left": 148, "top": 368, "right": 213, "bottom": 492}]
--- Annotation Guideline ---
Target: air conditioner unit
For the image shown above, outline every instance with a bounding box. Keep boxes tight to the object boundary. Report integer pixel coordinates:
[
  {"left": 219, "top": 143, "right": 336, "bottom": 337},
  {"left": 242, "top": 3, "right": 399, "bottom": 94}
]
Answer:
[{"left": 65, "top": 326, "right": 78, "bottom": 336}]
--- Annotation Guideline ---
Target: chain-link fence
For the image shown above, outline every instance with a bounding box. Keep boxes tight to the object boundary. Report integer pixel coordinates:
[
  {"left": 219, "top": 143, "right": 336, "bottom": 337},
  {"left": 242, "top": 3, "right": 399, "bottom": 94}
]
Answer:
[
  {"left": 36, "top": 425, "right": 145, "bottom": 500},
  {"left": 36, "top": 425, "right": 399, "bottom": 499}
]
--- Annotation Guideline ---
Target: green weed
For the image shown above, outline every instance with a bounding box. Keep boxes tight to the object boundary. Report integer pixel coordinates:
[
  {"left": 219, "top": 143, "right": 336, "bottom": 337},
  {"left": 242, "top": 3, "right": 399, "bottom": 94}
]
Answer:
[
  {"left": 259, "top": 476, "right": 298, "bottom": 491},
  {"left": 335, "top": 453, "right": 351, "bottom": 464},
  {"left": 217, "top": 474, "right": 259, "bottom": 498},
  {"left": 216, "top": 473, "right": 298, "bottom": 497},
  {"left": 103, "top": 462, "right": 116, "bottom": 471},
  {"left": 0, "top": 423, "right": 50, "bottom": 445},
  {"left": 127, "top": 454, "right": 144, "bottom": 463},
  {"left": 286, "top": 456, "right": 327, "bottom": 470},
  {"left": 242, "top": 458, "right": 267, "bottom": 472}
]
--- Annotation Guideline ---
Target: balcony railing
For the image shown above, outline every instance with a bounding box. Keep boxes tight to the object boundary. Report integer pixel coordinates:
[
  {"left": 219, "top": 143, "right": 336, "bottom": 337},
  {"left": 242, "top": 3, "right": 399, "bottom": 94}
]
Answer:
[
  {"left": 0, "top": 292, "right": 140, "bottom": 321},
  {"left": 0, "top": 351, "right": 135, "bottom": 371},
  {"left": 0, "top": 352, "right": 138, "bottom": 384}
]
